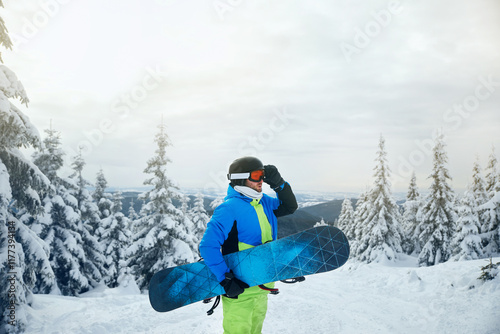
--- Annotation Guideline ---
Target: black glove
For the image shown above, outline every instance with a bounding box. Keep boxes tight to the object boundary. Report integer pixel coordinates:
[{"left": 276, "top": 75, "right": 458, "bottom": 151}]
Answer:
[
  {"left": 264, "top": 165, "right": 285, "bottom": 189},
  {"left": 220, "top": 271, "right": 249, "bottom": 298}
]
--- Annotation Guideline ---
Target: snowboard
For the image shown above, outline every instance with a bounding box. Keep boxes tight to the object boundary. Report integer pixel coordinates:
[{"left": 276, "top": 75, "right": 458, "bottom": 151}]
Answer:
[{"left": 149, "top": 225, "right": 350, "bottom": 313}]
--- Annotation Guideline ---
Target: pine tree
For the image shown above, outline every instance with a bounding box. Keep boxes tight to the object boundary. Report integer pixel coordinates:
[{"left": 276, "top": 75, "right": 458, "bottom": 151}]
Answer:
[
  {"left": 65, "top": 152, "right": 106, "bottom": 291},
  {"left": 101, "top": 212, "right": 132, "bottom": 288},
  {"left": 480, "top": 146, "right": 500, "bottom": 256},
  {"left": 127, "top": 123, "right": 195, "bottom": 290},
  {"left": 0, "top": 8, "right": 52, "bottom": 331},
  {"left": 417, "top": 133, "right": 457, "bottom": 267},
  {"left": 39, "top": 191, "right": 90, "bottom": 296},
  {"left": 31, "top": 135, "right": 103, "bottom": 296},
  {"left": 69, "top": 152, "right": 104, "bottom": 272},
  {"left": 0, "top": 5, "right": 11, "bottom": 63},
  {"left": 180, "top": 194, "right": 190, "bottom": 215},
  {"left": 15, "top": 214, "right": 56, "bottom": 295},
  {"left": 471, "top": 157, "right": 489, "bottom": 207},
  {"left": 179, "top": 194, "right": 198, "bottom": 259},
  {"left": 337, "top": 197, "right": 355, "bottom": 237},
  {"left": 111, "top": 190, "right": 123, "bottom": 214},
  {"left": 189, "top": 193, "right": 210, "bottom": 251},
  {"left": 469, "top": 156, "right": 491, "bottom": 251},
  {"left": 478, "top": 191, "right": 500, "bottom": 256},
  {"left": 0, "top": 65, "right": 44, "bottom": 215},
  {"left": 32, "top": 124, "right": 64, "bottom": 185},
  {"left": 99, "top": 190, "right": 132, "bottom": 287},
  {"left": 451, "top": 191, "right": 483, "bottom": 261},
  {"left": 485, "top": 145, "right": 500, "bottom": 198},
  {"left": 127, "top": 197, "right": 139, "bottom": 221},
  {"left": 209, "top": 196, "right": 224, "bottom": 210},
  {"left": 31, "top": 127, "right": 93, "bottom": 296},
  {"left": 27, "top": 125, "right": 77, "bottom": 294},
  {"left": 350, "top": 190, "right": 371, "bottom": 254},
  {"left": 93, "top": 169, "right": 112, "bottom": 219},
  {"left": 355, "top": 136, "right": 404, "bottom": 263},
  {"left": 70, "top": 152, "right": 101, "bottom": 234},
  {"left": 99, "top": 191, "right": 131, "bottom": 288},
  {"left": 402, "top": 172, "right": 422, "bottom": 255}
]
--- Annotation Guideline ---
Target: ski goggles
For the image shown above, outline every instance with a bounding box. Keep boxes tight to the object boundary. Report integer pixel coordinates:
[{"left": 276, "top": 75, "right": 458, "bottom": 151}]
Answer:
[{"left": 227, "top": 169, "right": 265, "bottom": 182}]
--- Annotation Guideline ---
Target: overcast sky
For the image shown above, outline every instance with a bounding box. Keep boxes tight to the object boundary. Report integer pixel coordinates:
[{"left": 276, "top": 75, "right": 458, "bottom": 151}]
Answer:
[{"left": 4, "top": 0, "right": 500, "bottom": 195}]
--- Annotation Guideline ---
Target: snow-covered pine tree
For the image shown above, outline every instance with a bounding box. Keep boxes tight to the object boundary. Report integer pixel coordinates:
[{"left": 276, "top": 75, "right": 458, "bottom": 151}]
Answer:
[
  {"left": 0, "top": 74, "right": 44, "bottom": 215},
  {"left": 37, "top": 188, "right": 89, "bottom": 296},
  {"left": 479, "top": 191, "right": 500, "bottom": 257},
  {"left": 349, "top": 189, "right": 371, "bottom": 254},
  {"left": 451, "top": 191, "right": 483, "bottom": 261},
  {"left": 92, "top": 169, "right": 112, "bottom": 219},
  {"left": 30, "top": 130, "right": 101, "bottom": 296},
  {"left": 32, "top": 124, "right": 64, "bottom": 185},
  {"left": 27, "top": 125, "right": 78, "bottom": 294},
  {"left": 66, "top": 152, "right": 106, "bottom": 290},
  {"left": 478, "top": 191, "right": 500, "bottom": 257},
  {"left": 111, "top": 190, "right": 123, "bottom": 214},
  {"left": 127, "top": 123, "right": 195, "bottom": 290},
  {"left": 1, "top": 188, "right": 54, "bottom": 334},
  {"left": 14, "top": 216, "right": 56, "bottom": 296},
  {"left": 99, "top": 191, "right": 131, "bottom": 288},
  {"left": 69, "top": 150, "right": 87, "bottom": 205},
  {"left": 336, "top": 197, "right": 355, "bottom": 237},
  {"left": 471, "top": 157, "right": 489, "bottom": 207},
  {"left": 402, "top": 172, "right": 422, "bottom": 255},
  {"left": 485, "top": 145, "right": 500, "bottom": 198},
  {"left": 0, "top": 7, "right": 10, "bottom": 63},
  {"left": 209, "top": 196, "right": 224, "bottom": 211},
  {"left": 469, "top": 156, "right": 492, "bottom": 252},
  {"left": 178, "top": 194, "right": 198, "bottom": 259},
  {"left": 355, "top": 135, "right": 404, "bottom": 263},
  {"left": 417, "top": 133, "right": 457, "bottom": 267},
  {"left": 180, "top": 194, "right": 190, "bottom": 215},
  {"left": 70, "top": 152, "right": 100, "bottom": 232},
  {"left": 137, "top": 195, "right": 148, "bottom": 219},
  {"left": 127, "top": 197, "right": 139, "bottom": 224},
  {"left": 189, "top": 193, "right": 209, "bottom": 250},
  {"left": 0, "top": 10, "right": 55, "bottom": 331},
  {"left": 479, "top": 146, "right": 500, "bottom": 256}
]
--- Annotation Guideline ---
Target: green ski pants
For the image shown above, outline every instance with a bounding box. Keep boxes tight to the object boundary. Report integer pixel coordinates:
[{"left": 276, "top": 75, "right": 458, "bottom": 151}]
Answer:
[{"left": 222, "top": 286, "right": 270, "bottom": 334}]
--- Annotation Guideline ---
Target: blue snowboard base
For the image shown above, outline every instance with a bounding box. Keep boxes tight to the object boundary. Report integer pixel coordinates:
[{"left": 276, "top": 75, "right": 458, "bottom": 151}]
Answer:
[{"left": 149, "top": 225, "right": 350, "bottom": 312}]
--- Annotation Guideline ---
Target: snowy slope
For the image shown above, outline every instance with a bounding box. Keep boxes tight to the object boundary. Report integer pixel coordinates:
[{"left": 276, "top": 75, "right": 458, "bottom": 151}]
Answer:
[{"left": 26, "top": 257, "right": 499, "bottom": 334}]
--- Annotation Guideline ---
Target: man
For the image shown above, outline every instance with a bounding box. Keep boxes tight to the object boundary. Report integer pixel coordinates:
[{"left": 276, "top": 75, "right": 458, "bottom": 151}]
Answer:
[{"left": 199, "top": 156, "right": 298, "bottom": 334}]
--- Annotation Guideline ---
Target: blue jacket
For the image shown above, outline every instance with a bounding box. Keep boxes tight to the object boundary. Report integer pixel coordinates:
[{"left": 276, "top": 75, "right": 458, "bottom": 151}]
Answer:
[{"left": 199, "top": 183, "right": 297, "bottom": 282}]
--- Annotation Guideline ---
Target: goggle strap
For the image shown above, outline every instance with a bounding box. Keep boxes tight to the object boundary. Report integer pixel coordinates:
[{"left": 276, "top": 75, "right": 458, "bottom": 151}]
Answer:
[{"left": 228, "top": 172, "right": 250, "bottom": 180}]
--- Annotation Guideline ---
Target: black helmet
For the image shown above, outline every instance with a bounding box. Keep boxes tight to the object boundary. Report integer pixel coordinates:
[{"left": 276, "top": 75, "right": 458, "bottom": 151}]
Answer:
[{"left": 227, "top": 156, "right": 264, "bottom": 186}]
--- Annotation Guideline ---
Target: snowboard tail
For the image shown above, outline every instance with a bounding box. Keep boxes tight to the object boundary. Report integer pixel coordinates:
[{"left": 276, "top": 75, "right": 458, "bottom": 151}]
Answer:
[{"left": 149, "top": 225, "right": 350, "bottom": 312}]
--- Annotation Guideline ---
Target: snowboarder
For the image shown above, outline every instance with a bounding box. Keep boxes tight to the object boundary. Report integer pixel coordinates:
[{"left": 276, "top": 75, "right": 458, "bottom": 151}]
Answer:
[{"left": 199, "top": 156, "right": 298, "bottom": 334}]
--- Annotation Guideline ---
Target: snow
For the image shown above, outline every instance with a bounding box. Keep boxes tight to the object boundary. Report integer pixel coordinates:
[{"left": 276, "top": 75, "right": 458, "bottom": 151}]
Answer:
[
  {"left": 25, "top": 257, "right": 500, "bottom": 334},
  {"left": 0, "top": 160, "right": 12, "bottom": 200},
  {"left": 298, "top": 201, "right": 326, "bottom": 209},
  {"left": 0, "top": 65, "right": 29, "bottom": 104}
]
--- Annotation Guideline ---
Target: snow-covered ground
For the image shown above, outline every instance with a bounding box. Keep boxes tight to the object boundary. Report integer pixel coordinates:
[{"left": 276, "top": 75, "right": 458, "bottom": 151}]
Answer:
[{"left": 26, "top": 257, "right": 500, "bottom": 334}]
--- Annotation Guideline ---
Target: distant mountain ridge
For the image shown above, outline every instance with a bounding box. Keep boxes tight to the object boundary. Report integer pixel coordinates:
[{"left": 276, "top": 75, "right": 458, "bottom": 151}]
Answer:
[{"left": 119, "top": 191, "right": 356, "bottom": 237}]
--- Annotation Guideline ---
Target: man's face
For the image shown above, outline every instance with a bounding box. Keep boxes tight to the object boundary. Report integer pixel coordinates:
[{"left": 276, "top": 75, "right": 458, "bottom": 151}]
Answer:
[{"left": 245, "top": 178, "right": 263, "bottom": 193}]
